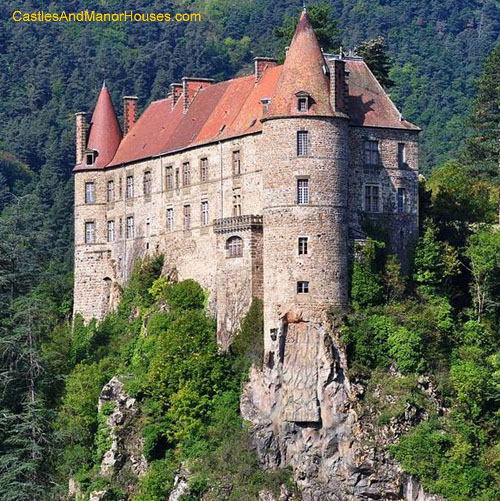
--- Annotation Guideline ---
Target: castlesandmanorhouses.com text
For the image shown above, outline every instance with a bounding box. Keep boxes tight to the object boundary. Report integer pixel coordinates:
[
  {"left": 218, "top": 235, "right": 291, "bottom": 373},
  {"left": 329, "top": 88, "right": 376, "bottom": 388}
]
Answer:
[{"left": 12, "top": 10, "right": 201, "bottom": 22}]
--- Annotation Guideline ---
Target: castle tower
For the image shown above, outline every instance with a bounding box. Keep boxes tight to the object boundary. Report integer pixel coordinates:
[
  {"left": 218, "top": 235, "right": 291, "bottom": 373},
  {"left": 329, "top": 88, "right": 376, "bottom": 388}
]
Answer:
[
  {"left": 73, "top": 83, "right": 122, "bottom": 322},
  {"left": 260, "top": 10, "right": 349, "bottom": 423}
]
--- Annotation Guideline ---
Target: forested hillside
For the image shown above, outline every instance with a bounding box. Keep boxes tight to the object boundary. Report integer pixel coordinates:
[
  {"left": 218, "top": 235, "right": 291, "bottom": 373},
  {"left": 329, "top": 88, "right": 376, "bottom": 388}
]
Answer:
[{"left": 2, "top": 1, "right": 500, "bottom": 499}]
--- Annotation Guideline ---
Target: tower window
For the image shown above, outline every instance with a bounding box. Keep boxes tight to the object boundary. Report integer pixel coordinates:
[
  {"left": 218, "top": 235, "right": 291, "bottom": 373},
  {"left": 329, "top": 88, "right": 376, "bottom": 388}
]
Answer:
[
  {"left": 85, "top": 182, "right": 95, "bottom": 204},
  {"left": 297, "top": 179, "right": 310, "bottom": 205},
  {"left": 226, "top": 236, "right": 243, "bottom": 258},
  {"left": 126, "top": 216, "right": 134, "bottom": 239},
  {"left": 298, "top": 237, "right": 308, "bottom": 255},
  {"left": 183, "top": 162, "right": 191, "bottom": 186},
  {"left": 166, "top": 208, "right": 174, "bottom": 232},
  {"left": 86, "top": 153, "right": 94, "bottom": 165},
  {"left": 364, "top": 184, "right": 380, "bottom": 213},
  {"left": 397, "top": 187, "right": 406, "bottom": 213},
  {"left": 200, "top": 158, "right": 208, "bottom": 183},
  {"left": 297, "top": 130, "right": 309, "bottom": 156},
  {"left": 297, "top": 281, "right": 309, "bottom": 294},
  {"left": 183, "top": 204, "right": 191, "bottom": 230},
  {"left": 364, "top": 140, "right": 380, "bottom": 166},
  {"left": 143, "top": 171, "right": 152, "bottom": 196},
  {"left": 298, "top": 96, "right": 308, "bottom": 111},
  {"left": 126, "top": 176, "right": 134, "bottom": 199},
  {"left": 166, "top": 166, "right": 173, "bottom": 189},
  {"left": 232, "top": 190, "right": 242, "bottom": 216},
  {"left": 107, "top": 220, "right": 115, "bottom": 243},
  {"left": 201, "top": 200, "right": 209, "bottom": 226},
  {"left": 85, "top": 221, "right": 95, "bottom": 244},
  {"left": 398, "top": 143, "right": 406, "bottom": 168},
  {"left": 233, "top": 150, "right": 241, "bottom": 175},
  {"left": 107, "top": 180, "right": 114, "bottom": 202}
]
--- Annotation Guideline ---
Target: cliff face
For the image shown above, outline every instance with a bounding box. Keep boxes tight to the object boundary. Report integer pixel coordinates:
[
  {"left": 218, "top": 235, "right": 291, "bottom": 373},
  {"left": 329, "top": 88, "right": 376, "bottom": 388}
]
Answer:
[{"left": 241, "top": 314, "right": 443, "bottom": 501}]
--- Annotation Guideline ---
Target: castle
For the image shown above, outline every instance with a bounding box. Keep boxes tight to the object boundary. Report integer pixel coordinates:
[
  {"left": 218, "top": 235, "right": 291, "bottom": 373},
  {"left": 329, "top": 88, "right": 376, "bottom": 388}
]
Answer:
[{"left": 73, "top": 11, "right": 419, "bottom": 358}]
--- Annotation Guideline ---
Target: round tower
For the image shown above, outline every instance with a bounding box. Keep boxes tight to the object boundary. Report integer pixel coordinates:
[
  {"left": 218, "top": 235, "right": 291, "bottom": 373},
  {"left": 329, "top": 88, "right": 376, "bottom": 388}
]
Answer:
[{"left": 260, "top": 12, "right": 349, "bottom": 422}]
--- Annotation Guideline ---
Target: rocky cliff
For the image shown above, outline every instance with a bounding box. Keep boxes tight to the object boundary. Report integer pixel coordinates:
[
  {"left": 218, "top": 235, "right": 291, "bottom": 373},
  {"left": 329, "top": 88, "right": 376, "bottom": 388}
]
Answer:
[{"left": 241, "top": 311, "right": 444, "bottom": 501}]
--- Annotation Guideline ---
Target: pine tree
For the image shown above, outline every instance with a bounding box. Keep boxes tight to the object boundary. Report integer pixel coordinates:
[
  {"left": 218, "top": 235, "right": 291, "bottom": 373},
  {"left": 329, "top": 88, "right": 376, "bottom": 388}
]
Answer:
[{"left": 355, "top": 36, "right": 393, "bottom": 89}]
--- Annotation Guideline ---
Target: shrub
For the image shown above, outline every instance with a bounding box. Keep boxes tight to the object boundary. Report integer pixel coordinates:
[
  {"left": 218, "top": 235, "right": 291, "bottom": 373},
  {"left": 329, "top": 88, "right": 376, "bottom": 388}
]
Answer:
[
  {"left": 387, "top": 325, "right": 423, "bottom": 374},
  {"left": 164, "top": 279, "right": 205, "bottom": 310}
]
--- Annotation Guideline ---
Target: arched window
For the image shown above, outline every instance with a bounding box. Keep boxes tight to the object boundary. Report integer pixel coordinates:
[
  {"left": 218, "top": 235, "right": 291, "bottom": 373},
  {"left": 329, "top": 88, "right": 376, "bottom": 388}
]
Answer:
[{"left": 226, "top": 236, "right": 243, "bottom": 258}]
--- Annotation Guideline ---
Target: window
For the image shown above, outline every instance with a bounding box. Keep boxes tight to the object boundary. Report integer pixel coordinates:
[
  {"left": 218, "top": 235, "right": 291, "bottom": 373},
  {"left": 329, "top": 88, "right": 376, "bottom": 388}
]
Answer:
[
  {"left": 182, "top": 162, "right": 191, "bottom": 186},
  {"left": 107, "top": 220, "right": 115, "bottom": 243},
  {"left": 107, "top": 180, "right": 114, "bottom": 203},
  {"left": 201, "top": 200, "right": 209, "bottom": 226},
  {"left": 175, "top": 168, "right": 180, "bottom": 189},
  {"left": 166, "top": 166, "right": 173, "bottom": 189},
  {"left": 85, "top": 222, "right": 95, "bottom": 243},
  {"left": 232, "top": 191, "right": 242, "bottom": 216},
  {"left": 297, "top": 130, "right": 309, "bottom": 156},
  {"left": 232, "top": 150, "right": 241, "bottom": 175},
  {"left": 166, "top": 208, "right": 174, "bottom": 232},
  {"left": 261, "top": 98, "right": 271, "bottom": 113},
  {"left": 119, "top": 177, "right": 123, "bottom": 198},
  {"left": 126, "top": 176, "right": 134, "bottom": 199},
  {"left": 86, "top": 153, "right": 94, "bottom": 165},
  {"left": 143, "top": 171, "right": 152, "bottom": 196},
  {"left": 119, "top": 217, "right": 123, "bottom": 237},
  {"left": 200, "top": 158, "right": 208, "bottom": 183},
  {"left": 297, "top": 281, "right": 309, "bottom": 293},
  {"left": 85, "top": 182, "right": 95, "bottom": 204},
  {"left": 398, "top": 143, "right": 406, "bottom": 168},
  {"left": 364, "top": 140, "right": 380, "bottom": 166},
  {"left": 364, "top": 185, "right": 380, "bottom": 212},
  {"left": 183, "top": 205, "right": 191, "bottom": 230},
  {"left": 298, "top": 237, "right": 308, "bottom": 255},
  {"left": 298, "top": 96, "right": 308, "bottom": 111},
  {"left": 226, "top": 236, "right": 243, "bottom": 257},
  {"left": 397, "top": 188, "right": 406, "bottom": 213},
  {"left": 297, "top": 179, "right": 310, "bottom": 205},
  {"left": 126, "top": 216, "right": 134, "bottom": 239}
]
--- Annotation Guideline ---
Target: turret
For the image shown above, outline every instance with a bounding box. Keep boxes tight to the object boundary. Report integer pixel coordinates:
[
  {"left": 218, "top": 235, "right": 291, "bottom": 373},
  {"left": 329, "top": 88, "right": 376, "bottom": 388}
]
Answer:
[{"left": 260, "top": 9, "right": 349, "bottom": 423}]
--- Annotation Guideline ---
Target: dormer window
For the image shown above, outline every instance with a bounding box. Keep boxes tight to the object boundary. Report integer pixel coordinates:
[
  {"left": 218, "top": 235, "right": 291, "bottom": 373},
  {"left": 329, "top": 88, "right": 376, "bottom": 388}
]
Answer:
[
  {"left": 296, "top": 91, "right": 310, "bottom": 112},
  {"left": 85, "top": 151, "right": 95, "bottom": 166},
  {"left": 298, "top": 97, "right": 308, "bottom": 111},
  {"left": 261, "top": 98, "right": 271, "bottom": 113}
]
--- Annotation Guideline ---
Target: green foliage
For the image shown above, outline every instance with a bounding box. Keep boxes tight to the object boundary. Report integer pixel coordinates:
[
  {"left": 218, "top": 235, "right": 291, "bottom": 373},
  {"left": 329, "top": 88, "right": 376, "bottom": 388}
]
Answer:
[
  {"left": 387, "top": 325, "right": 423, "bottom": 374},
  {"left": 351, "top": 239, "right": 385, "bottom": 309},
  {"left": 355, "top": 36, "right": 393, "bottom": 88},
  {"left": 413, "top": 222, "right": 460, "bottom": 296},
  {"left": 164, "top": 279, "right": 205, "bottom": 310}
]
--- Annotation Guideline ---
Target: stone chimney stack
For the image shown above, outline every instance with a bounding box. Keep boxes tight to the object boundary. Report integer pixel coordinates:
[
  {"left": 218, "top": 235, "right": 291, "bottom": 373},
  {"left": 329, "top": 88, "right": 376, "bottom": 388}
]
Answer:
[
  {"left": 254, "top": 57, "right": 278, "bottom": 83},
  {"left": 182, "top": 77, "right": 214, "bottom": 113},
  {"left": 170, "top": 83, "right": 183, "bottom": 109},
  {"left": 123, "top": 96, "right": 138, "bottom": 136},
  {"left": 75, "top": 112, "right": 87, "bottom": 165},
  {"left": 328, "top": 58, "right": 349, "bottom": 115}
]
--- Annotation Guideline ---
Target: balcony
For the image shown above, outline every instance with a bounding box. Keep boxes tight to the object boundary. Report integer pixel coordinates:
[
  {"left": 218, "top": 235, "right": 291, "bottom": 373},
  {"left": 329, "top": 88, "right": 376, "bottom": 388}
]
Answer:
[{"left": 213, "top": 214, "right": 263, "bottom": 234}]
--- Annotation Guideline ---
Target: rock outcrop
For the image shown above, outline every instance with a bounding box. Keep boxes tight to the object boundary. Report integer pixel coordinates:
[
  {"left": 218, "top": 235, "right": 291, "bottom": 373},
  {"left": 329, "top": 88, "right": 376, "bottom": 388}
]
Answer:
[{"left": 242, "top": 311, "right": 444, "bottom": 501}]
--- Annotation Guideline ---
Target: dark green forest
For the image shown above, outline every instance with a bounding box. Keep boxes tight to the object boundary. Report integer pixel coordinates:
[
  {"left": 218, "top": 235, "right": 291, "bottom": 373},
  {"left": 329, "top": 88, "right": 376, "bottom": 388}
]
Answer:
[{"left": 2, "top": 0, "right": 500, "bottom": 499}]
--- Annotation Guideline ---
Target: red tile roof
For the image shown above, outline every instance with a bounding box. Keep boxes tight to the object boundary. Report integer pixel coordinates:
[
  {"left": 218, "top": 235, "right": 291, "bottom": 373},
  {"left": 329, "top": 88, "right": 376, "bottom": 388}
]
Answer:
[
  {"left": 85, "top": 83, "right": 122, "bottom": 168},
  {"left": 266, "top": 9, "right": 335, "bottom": 119},
  {"left": 75, "top": 15, "right": 418, "bottom": 171}
]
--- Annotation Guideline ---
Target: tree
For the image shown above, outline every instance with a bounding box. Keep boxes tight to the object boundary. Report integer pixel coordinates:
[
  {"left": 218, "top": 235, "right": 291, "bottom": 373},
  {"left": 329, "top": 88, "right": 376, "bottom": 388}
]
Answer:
[
  {"left": 274, "top": 2, "right": 342, "bottom": 60},
  {"left": 355, "top": 36, "right": 393, "bottom": 88}
]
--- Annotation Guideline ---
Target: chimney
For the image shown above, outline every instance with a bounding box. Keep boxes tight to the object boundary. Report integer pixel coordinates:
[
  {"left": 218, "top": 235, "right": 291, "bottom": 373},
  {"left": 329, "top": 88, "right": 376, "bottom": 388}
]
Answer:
[
  {"left": 182, "top": 77, "right": 214, "bottom": 113},
  {"left": 254, "top": 57, "right": 278, "bottom": 83},
  {"left": 170, "top": 83, "right": 183, "bottom": 109},
  {"left": 123, "top": 96, "right": 138, "bottom": 136},
  {"left": 328, "top": 58, "right": 349, "bottom": 115},
  {"left": 75, "top": 112, "right": 87, "bottom": 165}
]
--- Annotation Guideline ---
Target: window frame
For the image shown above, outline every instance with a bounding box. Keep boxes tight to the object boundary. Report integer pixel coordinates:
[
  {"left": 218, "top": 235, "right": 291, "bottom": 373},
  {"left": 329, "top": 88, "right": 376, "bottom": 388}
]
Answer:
[
  {"left": 85, "top": 182, "right": 95, "bottom": 204},
  {"left": 143, "top": 170, "right": 152, "bottom": 197},
  {"left": 200, "top": 158, "right": 208, "bottom": 183},
  {"left": 297, "top": 178, "right": 310, "bottom": 205},
  {"left": 232, "top": 150, "right": 241, "bottom": 176},
  {"left": 126, "top": 216, "right": 134, "bottom": 239},
  {"left": 182, "top": 162, "right": 191, "bottom": 186},
  {"left": 107, "top": 220, "right": 115, "bottom": 243},
  {"left": 226, "top": 236, "right": 243, "bottom": 258},
  {"left": 297, "top": 130, "right": 309, "bottom": 157},
  {"left": 364, "top": 184, "right": 380, "bottom": 213},
  {"left": 183, "top": 204, "right": 191, "bottom": 230},
  {"left": 397, "top": 187, "right": 406, "bottom": 213},
  {"left": 201, "top": 200, "right": 209, "bottom": 226},
  {"left": 126, "top": 175, "right": 134, "bottom": 199},
  {"left": 298, "top": 236, "right": 309, "bottom": 255},
  {"left": 297, "top": 96, "right": 308, "bottom": 112},
  {"left": 85, "top": 221, "right": 95, "bottom": 244},
  {"left": 107, "top": 180, "right": 115, "bottom": 203},
  {"left": 166, "top": 207, "right": 174, "bottom": 232},
  {"left": 364, "top": 139, "right": 381, "bottom": 167},
  {"left": 165, "top": 166, "right": 174, "bottom": 190},
  {"left": 398, "top": 142, "right": 406, "bottom": 168},
  {"left": 297, "top": 281, "right": 309, "bottom": 294}
]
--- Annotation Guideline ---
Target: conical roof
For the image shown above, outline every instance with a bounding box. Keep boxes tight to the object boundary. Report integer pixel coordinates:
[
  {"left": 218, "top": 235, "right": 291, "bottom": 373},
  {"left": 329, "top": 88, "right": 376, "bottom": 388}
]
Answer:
[
  {"left": 267, "top": 9, "right": 334, "bottom": 118},
  {"left": 87, "top": 83, "right": 122, "bottom": 168}
]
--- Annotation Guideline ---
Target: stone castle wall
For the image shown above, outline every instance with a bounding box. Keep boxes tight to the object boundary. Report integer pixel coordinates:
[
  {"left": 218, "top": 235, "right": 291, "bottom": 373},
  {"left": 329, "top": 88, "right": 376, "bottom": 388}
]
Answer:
[{"left": 74, "top": 122, "right": 419, "bottom": 344}]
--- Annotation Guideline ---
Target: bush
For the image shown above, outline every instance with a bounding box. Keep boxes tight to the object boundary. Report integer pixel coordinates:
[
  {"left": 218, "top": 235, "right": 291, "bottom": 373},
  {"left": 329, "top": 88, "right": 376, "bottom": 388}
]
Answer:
[
  {"left": 387, "top": 325, "right": 423, "bottom": 374},
  {"left": 164, "top": 279, "right": 205, "bottom": 310}
]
